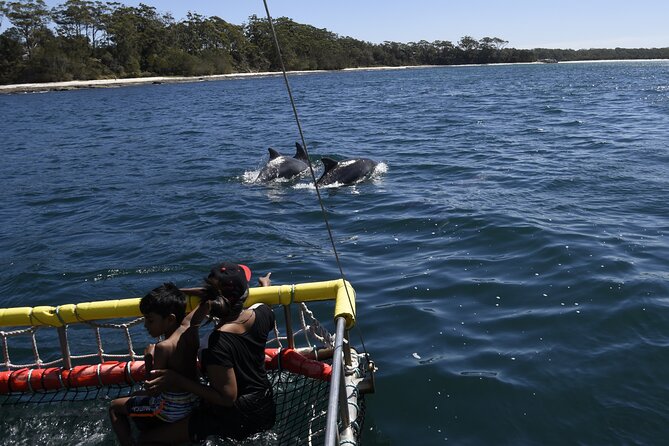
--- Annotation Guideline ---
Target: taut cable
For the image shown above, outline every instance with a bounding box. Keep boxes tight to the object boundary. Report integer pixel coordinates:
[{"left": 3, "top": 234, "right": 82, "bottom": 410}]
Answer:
[{"left": 261, "top": 1, "right": 368, "bottom": 356}]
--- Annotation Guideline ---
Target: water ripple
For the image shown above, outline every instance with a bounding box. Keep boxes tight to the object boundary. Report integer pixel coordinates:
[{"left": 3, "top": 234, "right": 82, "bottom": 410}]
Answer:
[{"left": 2, "top": 61, "right": 669, "bottom": 446}]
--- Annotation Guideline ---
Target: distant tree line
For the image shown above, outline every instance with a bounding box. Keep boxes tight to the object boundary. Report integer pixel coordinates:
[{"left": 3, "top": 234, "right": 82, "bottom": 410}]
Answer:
[
  {"left": 533, "top": 47, "right": 669, "bottom": 62},
  {"left": 1, "top": 0, "right": 668, "bottom": 85}
]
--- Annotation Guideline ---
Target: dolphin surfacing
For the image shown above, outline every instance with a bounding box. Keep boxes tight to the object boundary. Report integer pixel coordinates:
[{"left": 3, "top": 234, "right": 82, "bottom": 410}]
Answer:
[
  {"left": 316, "top": 157, "right": 379, "bottom": 186},
  {"left": 255, "top": 142, "right": 309, "bottom": 182}
]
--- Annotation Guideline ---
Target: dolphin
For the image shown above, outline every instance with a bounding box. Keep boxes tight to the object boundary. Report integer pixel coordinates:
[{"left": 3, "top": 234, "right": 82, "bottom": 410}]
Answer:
[
  {"left": 316, "top": 157, "right": 379, "bottom": 186},
  {"left": 255, "top": 142, "right": 309, "bottom": 182}
]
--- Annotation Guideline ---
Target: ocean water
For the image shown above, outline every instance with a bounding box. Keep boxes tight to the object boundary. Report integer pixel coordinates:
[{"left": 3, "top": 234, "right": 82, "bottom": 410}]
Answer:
[{"left": 1, "top": 61, "right": 669, "bottom": 445}]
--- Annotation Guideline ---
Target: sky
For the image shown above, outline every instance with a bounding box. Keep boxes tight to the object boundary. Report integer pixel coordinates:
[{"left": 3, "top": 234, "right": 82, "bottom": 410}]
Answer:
[{"left": 28, "top": 0, "right": 669, "bottom": 49}]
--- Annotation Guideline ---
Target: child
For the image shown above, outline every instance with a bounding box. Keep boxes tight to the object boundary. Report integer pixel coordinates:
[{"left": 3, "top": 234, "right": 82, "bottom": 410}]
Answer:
[{"left": 109, "top": 282, "right": 207, "bottom": 446}]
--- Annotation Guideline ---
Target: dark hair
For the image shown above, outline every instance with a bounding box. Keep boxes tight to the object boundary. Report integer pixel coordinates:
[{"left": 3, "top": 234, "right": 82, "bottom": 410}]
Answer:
[
  {"left": 139, "top": 282, "right": 187, "bottom": 323},
  {"left": 202, "top": 262, "right": 250, "bottom": 323},
  {"left": 204, "top": 275, "right": 249, "bottom": 323}
]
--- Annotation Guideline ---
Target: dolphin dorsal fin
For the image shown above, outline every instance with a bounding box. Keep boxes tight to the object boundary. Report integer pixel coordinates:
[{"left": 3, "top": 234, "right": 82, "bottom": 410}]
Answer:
[
  {"left": 294, "top": 142, "right": 309, "bottom": 162},
  {"left": 268, "top": 148, "right": 281, "bottom": 160},
  {"left": 321, "top": 157, "right": 338, "bottom": 173}
]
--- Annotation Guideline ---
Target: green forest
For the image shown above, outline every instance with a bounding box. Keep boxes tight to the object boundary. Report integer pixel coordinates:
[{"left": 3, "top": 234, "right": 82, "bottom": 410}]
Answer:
[{"left": 2, "top": 0, "right": 669, "bottom": 85}]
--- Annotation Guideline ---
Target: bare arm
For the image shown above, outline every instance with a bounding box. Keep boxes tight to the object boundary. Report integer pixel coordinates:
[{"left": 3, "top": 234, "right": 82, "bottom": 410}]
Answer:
[
  {"left": 181, "top": 273, "right": 271, "bottom": 297},
  {"left": 179, "top": 287, "right": 205, "bottom": 297},
  {"left": 161, "top": 300, "right": 210, "bottom": 347},
  {"left": 151, "top": 342, "right": 169, "bottom": 370},
  {"left": 181, "top": 299, "right": 210, "bottom": 329},
  {"left": 258, "top": 272, "right": 271, "bottom": 287}
]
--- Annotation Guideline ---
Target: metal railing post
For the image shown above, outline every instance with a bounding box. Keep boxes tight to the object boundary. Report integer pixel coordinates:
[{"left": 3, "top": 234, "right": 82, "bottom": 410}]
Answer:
[
  {"left": 283, "top": 304, "right": 295, "bottom": 349},
  {"left": 324, "top": 316, "right": 348, "bottom": 446},
  {"left": 57, "top": 326, "right": 72, "bottom": 370}
]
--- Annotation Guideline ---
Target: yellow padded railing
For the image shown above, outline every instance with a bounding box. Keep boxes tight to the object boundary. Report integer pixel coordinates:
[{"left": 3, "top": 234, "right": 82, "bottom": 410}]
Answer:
[{"left": 0, "top": 279, "right": 356, "bottom": 329}]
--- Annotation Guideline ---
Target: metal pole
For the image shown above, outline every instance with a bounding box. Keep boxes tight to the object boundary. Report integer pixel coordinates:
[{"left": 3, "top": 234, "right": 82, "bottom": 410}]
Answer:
[
  {"left": 343, "top": 329, "right": 352, "bottom": 366},
  {"left": 57, "top": 325, "right": 72, "bottom": 369},
  {"left": 324, "top": 316, "right": 347, "bottom": 446},
  {"left": 338, "top": 359, "right": 351, "bottom": 427},
  {"left": 283, "top": 304, "right": 295, "bottom": 349}
]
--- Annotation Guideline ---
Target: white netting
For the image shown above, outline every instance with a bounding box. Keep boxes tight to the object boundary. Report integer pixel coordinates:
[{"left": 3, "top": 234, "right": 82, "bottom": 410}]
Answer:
[
  {"left": 0, "top": 298, "right": 370, "bottom": 446},
  {"left": 1, "top": 318, "right": 145, "bottom": 372},
  {"left": 1, "top": 302, "right": 334, "bottom": 376}
]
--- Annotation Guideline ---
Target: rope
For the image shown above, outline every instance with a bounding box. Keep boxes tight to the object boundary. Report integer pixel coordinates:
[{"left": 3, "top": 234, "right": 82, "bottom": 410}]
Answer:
[
  {"left": 94, "top": 327, "right": 104, "bottom": 363},
  {"left": 30, "top": 329, "right": 42, "bottom": 368},
  {"left": 123, "top": 325, "right": 137, "bottom": 359},
  {"left": 74, "top": 314, "right": 143, "bottom": 360},
  {"left": 0, "top": 316, "right": 147, "bottom": 371},
  {"left": 300, "top": 302, "right": 333, "bottom": 347},
  {"left": 298, "top": 302, "right": 313, "bottom": 348},
  {"left": 1, "top": 331, "right": 11, "bottom": 369},
  {"left": 261, "top": 0, "right": 368, "bottom": 357},
  {"left": 1, "top": 327, "right": 45, "bottom": 370}
]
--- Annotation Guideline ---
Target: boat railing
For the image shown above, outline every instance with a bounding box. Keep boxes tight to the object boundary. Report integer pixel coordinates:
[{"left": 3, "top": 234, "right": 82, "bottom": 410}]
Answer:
[{"left": 0, "top": 279, "right": 374, "bottom": 446}]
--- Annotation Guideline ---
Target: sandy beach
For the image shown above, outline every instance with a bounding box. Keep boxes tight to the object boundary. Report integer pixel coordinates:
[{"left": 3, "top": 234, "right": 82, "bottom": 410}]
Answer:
[
  {"left": 0, "top": 72, "right": 290, "bottom": 94},
  {"left": 0, "top": 66, "right": 436, "bottom": 94},
  {"left": 2, "top": 60, "right": 666, "bottom": 94}
]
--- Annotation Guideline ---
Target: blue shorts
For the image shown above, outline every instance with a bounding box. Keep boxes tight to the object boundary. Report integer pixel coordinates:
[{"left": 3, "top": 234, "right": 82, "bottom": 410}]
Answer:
[{"left": 128, "top": 392, "right": 199, "bottom": 423}]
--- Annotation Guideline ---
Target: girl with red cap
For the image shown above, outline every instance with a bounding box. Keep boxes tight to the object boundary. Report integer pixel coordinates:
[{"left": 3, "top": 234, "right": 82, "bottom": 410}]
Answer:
[{"left": 139, "top": 262, "right": 276, "bottom": 444}]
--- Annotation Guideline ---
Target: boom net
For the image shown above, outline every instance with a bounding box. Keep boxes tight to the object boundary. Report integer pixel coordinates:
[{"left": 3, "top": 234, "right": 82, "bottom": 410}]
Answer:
[{"left": 0, "top": 280, "right": 374, "bottom": 445}]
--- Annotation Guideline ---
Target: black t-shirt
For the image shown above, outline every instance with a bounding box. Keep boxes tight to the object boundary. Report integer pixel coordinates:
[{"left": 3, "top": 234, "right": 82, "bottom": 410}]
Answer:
[{"left": 201, "top": 304, "right": 275, "bottom": 396}]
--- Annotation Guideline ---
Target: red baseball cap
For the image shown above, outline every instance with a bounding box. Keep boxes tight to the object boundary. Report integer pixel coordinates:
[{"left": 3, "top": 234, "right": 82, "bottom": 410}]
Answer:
[{"left": 208, "top": 262, "right": 251, "bottom": 300}]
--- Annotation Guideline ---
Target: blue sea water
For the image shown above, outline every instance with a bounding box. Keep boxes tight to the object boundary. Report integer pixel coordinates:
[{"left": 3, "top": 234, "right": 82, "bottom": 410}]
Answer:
[{"left": 1, "top": 61, "right": 669, "bottom": 445}]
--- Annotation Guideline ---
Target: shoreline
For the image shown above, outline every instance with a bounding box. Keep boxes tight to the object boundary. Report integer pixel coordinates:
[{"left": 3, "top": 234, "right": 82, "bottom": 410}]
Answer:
[
  {"left": 0, "top": 71, "right": 290, "bottom": 94},
  {"left": 2, "top": 59, "right": 667, "bottom": 94},
  {"left": 0, "top": 66, "right": 438, "bottom": 94}
]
